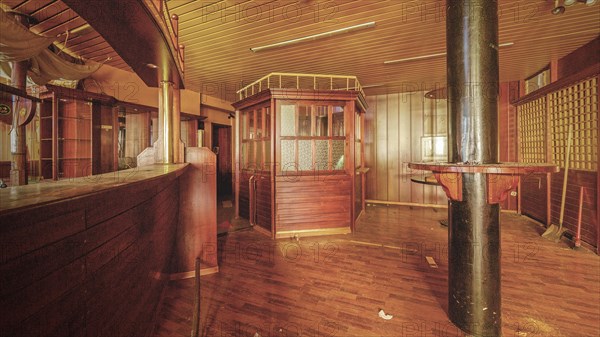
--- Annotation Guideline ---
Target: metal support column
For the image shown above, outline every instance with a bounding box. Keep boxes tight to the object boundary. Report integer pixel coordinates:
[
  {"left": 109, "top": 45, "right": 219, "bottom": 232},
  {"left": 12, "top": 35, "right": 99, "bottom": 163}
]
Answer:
[{"left": 446, "top": 1, "right": 501, "bottom": 336}]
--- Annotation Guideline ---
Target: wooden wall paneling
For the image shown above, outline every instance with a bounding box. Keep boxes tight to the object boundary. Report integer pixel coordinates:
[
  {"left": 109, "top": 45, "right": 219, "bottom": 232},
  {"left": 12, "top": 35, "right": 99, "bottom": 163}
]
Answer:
[
  {"left": 91, "top": 103, "right": 102, "bottom": 175},
  {"left": 398, "top": 92, "right": 412, "bottom": 202},
  {"left": 112, "top": 106, "right": 119, "bottom": 171},
  {"left": 498, "top": 82, "right": 518, "bottom": 211},
  {"left": 174, "top": 148, "right": 217, "bottom": 273},
  {"left": 275, "top": 175, "right": 352, "bottom": 232},
  {"left": 386, "top": 93, "right": 400, "bottom": 201},
  {"left": 346, "top": 100, "right": 356, "bottom": 229},
  {"left": 151, "top": 117, "right": 158, "bottom": 145},
  {"left": 179, "top": 119, "right": 194, "bottom": 147},
  {"left": 270, "top": 98, "right": 276, "bottom": 236},
  {"left": 597, "top": 74, "right": 599, "bottom": 253},
  {"left": 239, "top": 171, "right": 250, "bottom": 219},
  {"left": 421, "top": 98, "right": 436, "bottom": 204},
  {"left": 256, "top": 172, "right": 272, "bottom": 233},
  {"left": 364, "top": 96, "right": 376, "bottom": 199},
  {"left": 387, "top": 93, "right": 400, "bottom": 202},
  {"left": 52, "top": 93, "right": 58, "bottom": 180},
  {"left": 125, "top": 112, "right": 151, "bottom": 164},
  {"left": 507, "top": 82, "right": 519, "bottom": 210},
  {"left": 410, "top": 92, "right": 424, "bottom": 203},
  {"left": 375, "top": 94, "right": 388, "bottom": 200},
  {"left": 557, "top": 37, "right": 600, "bottom": 80}
]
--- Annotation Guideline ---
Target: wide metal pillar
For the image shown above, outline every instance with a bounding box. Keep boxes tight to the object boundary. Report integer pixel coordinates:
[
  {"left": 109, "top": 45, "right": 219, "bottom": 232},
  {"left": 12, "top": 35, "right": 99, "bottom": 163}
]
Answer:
[
  {"left": 446, "top": 1, "right": 500, "bottom": 336},
  {"left": 9, "top": 13, "right": 30, "bottom": 186}
]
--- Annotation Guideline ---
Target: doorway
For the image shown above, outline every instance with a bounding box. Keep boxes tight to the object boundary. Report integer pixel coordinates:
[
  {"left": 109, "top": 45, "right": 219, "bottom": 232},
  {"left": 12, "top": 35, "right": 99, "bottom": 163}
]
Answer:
[{"left": 211, "top": 123, "right": 232, "bottom": 202}]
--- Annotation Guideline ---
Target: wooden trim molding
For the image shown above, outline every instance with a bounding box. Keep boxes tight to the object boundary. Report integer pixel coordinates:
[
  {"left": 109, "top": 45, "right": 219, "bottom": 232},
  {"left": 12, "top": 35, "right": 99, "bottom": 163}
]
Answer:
[
  {"left": 513, "top": 63, "right": 600, "bottom": 106},
  {"left": 275, "top": 227, "right": 351, "bottom": 239}
]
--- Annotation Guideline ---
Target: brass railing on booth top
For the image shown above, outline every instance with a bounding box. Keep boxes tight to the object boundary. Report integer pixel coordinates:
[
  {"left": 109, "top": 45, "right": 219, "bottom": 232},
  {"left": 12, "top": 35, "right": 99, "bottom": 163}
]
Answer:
[{"left": 237, "top": 72, "right": 365, "bottom": 101}]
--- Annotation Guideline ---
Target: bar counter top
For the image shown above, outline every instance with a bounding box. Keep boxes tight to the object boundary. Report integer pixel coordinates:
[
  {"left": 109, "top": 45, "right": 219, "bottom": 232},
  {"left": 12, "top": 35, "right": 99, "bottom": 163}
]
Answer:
[{"left": 0, "top": 164, "right": 188, "bottom": 215}]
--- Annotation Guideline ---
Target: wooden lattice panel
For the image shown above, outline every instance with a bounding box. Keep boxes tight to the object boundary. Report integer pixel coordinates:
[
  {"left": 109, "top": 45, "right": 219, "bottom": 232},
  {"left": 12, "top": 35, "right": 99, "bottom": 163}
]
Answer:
[
  {"left": 519, "top": 97, "right": 547, "bottom": 163},
  {"left": 549, "top": 77, "right": 598, "bottom": 171}
]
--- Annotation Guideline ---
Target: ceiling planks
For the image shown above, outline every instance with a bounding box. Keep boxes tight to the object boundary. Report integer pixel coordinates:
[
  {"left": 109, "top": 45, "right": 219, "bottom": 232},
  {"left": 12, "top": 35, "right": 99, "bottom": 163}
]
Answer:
[{"left": 1, "top": 0, "right": 599, "bottom": 99}]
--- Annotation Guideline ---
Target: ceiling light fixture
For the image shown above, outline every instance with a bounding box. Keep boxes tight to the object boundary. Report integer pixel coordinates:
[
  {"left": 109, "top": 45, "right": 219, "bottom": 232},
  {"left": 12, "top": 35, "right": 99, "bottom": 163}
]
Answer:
[
  {"left": 383, "top": 42, "right": 514, "bottom": 65},
  {"left": 250, "top": 21, "right": 376, "bottom": 53},
  {"left": 362, "top": 84, "right": 385, "bottom": 89},
  {"left": 145, "top": 63, "right": 158, "bottom": 69}
]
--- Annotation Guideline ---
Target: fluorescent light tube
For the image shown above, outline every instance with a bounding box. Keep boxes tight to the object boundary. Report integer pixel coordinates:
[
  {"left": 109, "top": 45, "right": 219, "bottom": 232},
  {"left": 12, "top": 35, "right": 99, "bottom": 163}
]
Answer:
[{"left": 250, "top": 22, "right": 376, "bottom": 52}]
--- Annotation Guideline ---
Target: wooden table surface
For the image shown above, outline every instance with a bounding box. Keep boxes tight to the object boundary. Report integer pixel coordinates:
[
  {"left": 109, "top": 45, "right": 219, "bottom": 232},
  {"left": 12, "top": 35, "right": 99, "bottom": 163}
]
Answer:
[{"left": 0, "top": 164, "right": 188, "bottom": 215}]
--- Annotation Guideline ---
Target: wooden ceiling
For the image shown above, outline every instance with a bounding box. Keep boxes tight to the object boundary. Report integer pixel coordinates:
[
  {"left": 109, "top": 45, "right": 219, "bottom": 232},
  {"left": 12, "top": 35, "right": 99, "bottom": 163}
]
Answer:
[
  {"left": 0, "top": 0, "right": 130, "bottom": 71},
  {"left": 2, "top": 0, "right": 599, "bottom": 100},
  {"left": 167, "top": 0, "right": 600, "bottom": 98}
]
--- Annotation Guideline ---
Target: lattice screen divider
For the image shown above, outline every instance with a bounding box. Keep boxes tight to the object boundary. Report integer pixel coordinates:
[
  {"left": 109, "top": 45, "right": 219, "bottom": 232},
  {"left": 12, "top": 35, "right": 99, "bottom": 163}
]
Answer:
[
  {"left": 548, "top": 77, "right": 598, "bottom": 171},
  {"left": 518, "top": 96, "right": 547, "bottom": 163}
]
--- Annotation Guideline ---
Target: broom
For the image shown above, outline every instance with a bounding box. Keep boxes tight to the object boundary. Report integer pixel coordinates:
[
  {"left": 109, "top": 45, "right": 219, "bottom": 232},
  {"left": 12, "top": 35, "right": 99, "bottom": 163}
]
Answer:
[{"left": 541, "top": 122, "right": 572, "bottom": 242}]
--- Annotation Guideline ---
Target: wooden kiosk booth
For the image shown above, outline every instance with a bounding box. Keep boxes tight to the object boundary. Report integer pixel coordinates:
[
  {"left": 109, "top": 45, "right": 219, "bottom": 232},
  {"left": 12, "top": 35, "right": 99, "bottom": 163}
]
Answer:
[{"left": 233, "top": 73, "right": 368, "bottom": 238}]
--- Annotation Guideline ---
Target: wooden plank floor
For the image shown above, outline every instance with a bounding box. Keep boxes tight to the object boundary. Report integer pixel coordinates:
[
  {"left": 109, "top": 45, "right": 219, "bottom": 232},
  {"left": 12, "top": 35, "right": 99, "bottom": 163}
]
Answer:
[{"left": 152, "top": 205, "right": 600, "bottom": 337}]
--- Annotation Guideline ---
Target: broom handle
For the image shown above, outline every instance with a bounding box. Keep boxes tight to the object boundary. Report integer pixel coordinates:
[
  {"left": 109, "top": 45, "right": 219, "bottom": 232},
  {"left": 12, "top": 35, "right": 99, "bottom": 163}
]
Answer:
[{"left": 559, "top": 123, "right": 573, "bottom": 225}]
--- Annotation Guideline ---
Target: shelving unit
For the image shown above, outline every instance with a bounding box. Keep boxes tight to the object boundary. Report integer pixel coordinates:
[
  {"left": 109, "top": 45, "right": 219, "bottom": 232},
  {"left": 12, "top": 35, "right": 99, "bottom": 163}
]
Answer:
[{"left": 39, "top": 85, "right": 117, "bottom": 180}]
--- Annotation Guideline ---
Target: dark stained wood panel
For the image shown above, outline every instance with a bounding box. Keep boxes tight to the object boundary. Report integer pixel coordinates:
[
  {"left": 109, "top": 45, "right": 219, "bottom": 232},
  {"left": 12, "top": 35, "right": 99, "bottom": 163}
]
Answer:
[
  {"left": 256, "top": 172, "right": 272, "bottom": 232},
  {"left": 275, "top": 175, "right": 351, "bottom": 231},
  {"left": 521, "top": 173, "right": 548, "bottom": 224},
  {"left": 0, "top": 167, "right": 184, "bottom": 336}
]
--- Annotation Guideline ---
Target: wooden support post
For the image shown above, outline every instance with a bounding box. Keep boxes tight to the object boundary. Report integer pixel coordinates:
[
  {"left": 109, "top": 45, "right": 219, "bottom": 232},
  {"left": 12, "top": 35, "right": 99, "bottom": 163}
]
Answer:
[
  {"left": 446, "top": 1, "right": 501, "bottom": 335},
  {"left": 9, "top": 13, "right": 30, "bottom": 186}
]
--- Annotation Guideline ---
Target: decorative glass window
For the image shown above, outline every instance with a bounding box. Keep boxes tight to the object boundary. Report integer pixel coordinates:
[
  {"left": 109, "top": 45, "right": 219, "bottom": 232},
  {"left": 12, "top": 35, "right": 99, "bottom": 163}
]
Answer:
[
  {"left": 241, "top": 105, "right": 270, "bottom": 170},
  {"left": 279, "top": 101, "right": 346, "bottom": 173}
]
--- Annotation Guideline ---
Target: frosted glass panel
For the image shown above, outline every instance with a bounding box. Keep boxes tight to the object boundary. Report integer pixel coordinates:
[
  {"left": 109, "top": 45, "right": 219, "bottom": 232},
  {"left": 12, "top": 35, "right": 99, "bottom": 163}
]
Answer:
[
  {"left": 298, "top": 140, "right": 312, "bottom": 171},
  {"left": 315, "top": 140, "right": 329, "bottom": 170},
  {"left": 315, "top": 106, "right": 328, "bottom": 136},
  {"left": 264, "top": 139, "right": 271, "bottom": 166},
  {"left": 281, "top": 140, "right": 295, "bottom": 171},
  {"left": 241, "top": 142, "right": 247, "bottom": 168},
  {"left": 248, "top": 141, "right": 255, "bottom": 169},
  {"left": 256, "top": 110, "right": 263, "bottom": 138},
  {"left": 355, "top": 141, "right": 361, "bottom": 169},
  {"left": 281, "top": 105, "right": 296, "bottom": 136},
  {"left": 255, "top": 141, "right": 262, "bottom": 168},
  {"left": 242, "top": 114, "right": 248, "bottom": 140},
  {"left": 298, "top": 105, "right": 311, "bottom": 136},
  {"left": 265, "top": 107, "right": 271, "bottom": 137},
  {"left": 332, "top": 140, "right": 344, "bottom": 170},
  {"left": 332, "top": 106, "right": 344, "bottom": 136},
  {"left": 249, "top": 111, "right": 255, "bottom": 139}
]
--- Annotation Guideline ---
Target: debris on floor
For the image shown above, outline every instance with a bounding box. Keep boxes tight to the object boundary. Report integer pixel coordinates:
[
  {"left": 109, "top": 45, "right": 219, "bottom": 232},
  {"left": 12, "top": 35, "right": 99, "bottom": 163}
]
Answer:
[
  {"left": 378, "top": 309, "right": 393, "bottom": 320},
  {"left": 426, "top": 256, "right": 438, "bottom": 268}
]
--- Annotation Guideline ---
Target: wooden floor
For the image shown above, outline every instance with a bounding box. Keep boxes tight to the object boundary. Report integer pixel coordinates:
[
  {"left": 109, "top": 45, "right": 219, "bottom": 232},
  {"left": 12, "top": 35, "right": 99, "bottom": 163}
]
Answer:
[{"left": 152, "top": 205, "right": 600, "bottom": 337}]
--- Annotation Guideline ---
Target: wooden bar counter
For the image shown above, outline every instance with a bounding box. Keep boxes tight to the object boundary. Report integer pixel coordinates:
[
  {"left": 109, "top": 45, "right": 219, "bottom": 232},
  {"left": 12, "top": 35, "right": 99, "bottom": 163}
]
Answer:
[{"left": 0, "top": 163, "right": 213, "bottom": 336}]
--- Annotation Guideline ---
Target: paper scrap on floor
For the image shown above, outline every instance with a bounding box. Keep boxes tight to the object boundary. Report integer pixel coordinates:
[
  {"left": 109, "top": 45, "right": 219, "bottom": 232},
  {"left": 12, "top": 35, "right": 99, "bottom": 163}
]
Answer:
[
  {"left": 378, "top": 309, "right": 393, "bottom": 320},
  {"left": 426, "top": 256, "right": 438, "bottom": 268}
]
